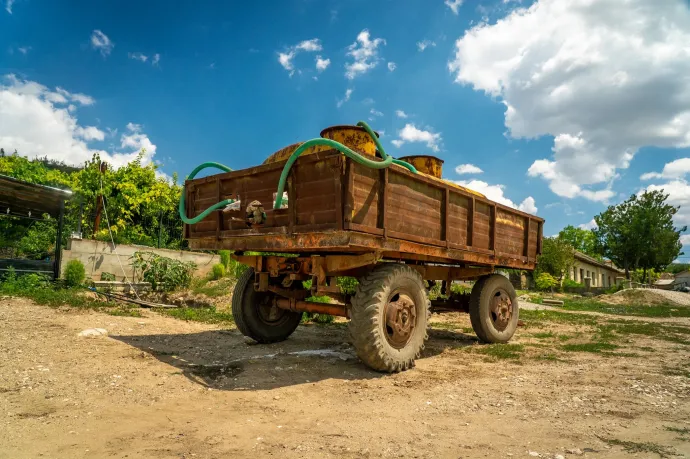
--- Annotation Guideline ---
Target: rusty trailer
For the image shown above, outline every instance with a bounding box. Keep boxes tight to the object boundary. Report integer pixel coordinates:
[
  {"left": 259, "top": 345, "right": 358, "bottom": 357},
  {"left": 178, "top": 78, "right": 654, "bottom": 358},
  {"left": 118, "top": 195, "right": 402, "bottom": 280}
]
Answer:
[{"left": 183, "top": 127, "right": 543, "bottom": 372}]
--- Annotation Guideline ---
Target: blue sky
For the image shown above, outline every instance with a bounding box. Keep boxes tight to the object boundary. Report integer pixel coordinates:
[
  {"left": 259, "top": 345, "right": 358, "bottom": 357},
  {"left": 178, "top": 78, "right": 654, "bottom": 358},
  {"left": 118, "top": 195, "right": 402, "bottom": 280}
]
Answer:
[{"left": 2, "top": 0, "right": 690, "bottom": 257}]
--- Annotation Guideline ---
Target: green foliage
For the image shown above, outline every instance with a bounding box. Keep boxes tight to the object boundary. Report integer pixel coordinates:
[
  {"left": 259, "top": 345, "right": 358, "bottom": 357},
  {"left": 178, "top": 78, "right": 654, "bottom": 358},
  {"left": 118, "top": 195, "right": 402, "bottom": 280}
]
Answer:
[
  {"left": 630, "top": 268, "right": 660, "bottom": 284},
  {"left": 562, "top": 278, "right": 583, "bottom": 288},
  {"left": 0, "top": 268, "right": 51, "bottom": 293},
  {"left": 211, "top": 263, "right": 226, "bottom": 280},
  {"left": 558, "top": 225, "right": 601, "bottom": 258},
  {"left": 537, "top": 237, "right": 575, "bottom": 281},
  {"left": 535, "top": 272, "right": 558, "bottom": 291},
  {"left": 665, "top": 263, "right": 690, "bottom": 274},
  {"left": 337, "top": 276, "right": 359, "bottom": 295},
  {"left": 219, "top": 250, "right": 231, "bottom": 269},
  {"left": 100, "top": 272, "right": 116, "bottom": 281},
  {"left": 64, "top": 260, "right": 86, "bottom": 287},
  {"left": 594, "top": 190, "right": 685, "bottom": 278},
  {"left": 156, "top": 306, "right": 234, "bottom": 324},
  {"left": 131, "top": 251, "right": 195, "bottom": 291}
]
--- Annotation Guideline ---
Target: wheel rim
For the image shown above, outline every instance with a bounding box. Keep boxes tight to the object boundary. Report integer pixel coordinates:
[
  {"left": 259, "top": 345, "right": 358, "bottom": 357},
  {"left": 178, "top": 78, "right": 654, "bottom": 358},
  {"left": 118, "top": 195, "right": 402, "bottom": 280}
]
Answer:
[
  {"left": 384, "top": 291, "right": 417, "bottom": 349},
  {"left": 489, "top": 288, "right": 513, "bottom": 331},
  {"left": 255, "top": 290, "right": 287, "bottom": 324}
]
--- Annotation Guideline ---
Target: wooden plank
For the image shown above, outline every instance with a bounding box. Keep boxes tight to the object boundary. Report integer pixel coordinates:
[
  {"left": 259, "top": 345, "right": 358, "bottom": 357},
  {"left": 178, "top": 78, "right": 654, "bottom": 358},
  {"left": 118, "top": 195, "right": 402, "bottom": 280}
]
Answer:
[
  {"left": 468, "top": 197, "right": 475, "bottom": 247},
  {"left": 288, "top": 172, "right": 295, "bottom": 235}
]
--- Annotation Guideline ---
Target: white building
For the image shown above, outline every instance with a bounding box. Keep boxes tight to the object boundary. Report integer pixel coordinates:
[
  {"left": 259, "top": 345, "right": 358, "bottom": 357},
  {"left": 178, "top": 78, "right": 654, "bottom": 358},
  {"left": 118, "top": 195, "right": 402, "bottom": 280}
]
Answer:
[{"left": 568, "top": 251, "right": 624, "bottom": 288}]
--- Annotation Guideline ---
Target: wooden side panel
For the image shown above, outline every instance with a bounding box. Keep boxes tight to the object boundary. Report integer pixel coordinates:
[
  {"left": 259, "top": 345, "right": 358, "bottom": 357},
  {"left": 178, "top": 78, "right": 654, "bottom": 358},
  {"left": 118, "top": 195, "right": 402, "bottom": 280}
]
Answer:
[
  {"left": 349, "top": 162, "right": 380, "bottom": 228},
  {"left": 473, "top": 201, "right": 491, "bottom": 250},
  {"left": 386, "top": 171, "right": 443, "bottom": 241},
  {"left": 528, "top": 221, "right": 539, "bottom": 259},
  {"left": 448, "top": 193, "right": 470, "bottom": 246},
  {"left": 295, "top": 161, "right": 337, "bottom": 226},
  {"left": 495, "top": 208, "right": 525, "bottom": 256}
]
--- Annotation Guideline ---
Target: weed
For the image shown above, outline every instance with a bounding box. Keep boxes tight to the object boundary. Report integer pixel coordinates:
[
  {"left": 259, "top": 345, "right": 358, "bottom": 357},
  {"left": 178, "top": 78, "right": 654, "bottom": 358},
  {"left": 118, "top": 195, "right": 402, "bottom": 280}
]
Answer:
[
  {"left": 107, "top": 307, "right": 142, "bottom": 318},
  {"left": 559, "top": 298, "right": 690, "bottom": 318},
  {"left": 156, "top": 307, "right": 234, "bottom": 324},
  {"left": 532, "top": 332, "right": 555, "bottom": 339},
  {"left": 519, "top": 309, "right": 597, "bottom": 326},
  {"left": 470, "top": 343, "right": 524, "bottom": 360},
  {"left": 211, "top": 263, "right": 226, "bottom": 280},
  {"left": 599, "top": 437, "right": 676, "bottom": 458},
  {"left": 561, "top": 342, "right": 618, "bottom": 353},
  {"left": 64, "top": 260, "right": 86, "bottom": 287},
  {"left": 192, "top": 277, "right": 235, "bottom": 298},
  {"left": 664, "top": 426, "right": 690, "bottom": 436}
]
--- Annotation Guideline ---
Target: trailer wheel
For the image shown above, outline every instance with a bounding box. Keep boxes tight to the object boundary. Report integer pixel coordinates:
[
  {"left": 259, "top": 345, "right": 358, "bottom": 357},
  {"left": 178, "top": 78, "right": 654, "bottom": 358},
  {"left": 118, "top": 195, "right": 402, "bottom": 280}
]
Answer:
[
  {"left": 469, "top": 274, "right": 519, "bottom": 343},
  {"left": 349, "top": 264, "right": 429, "bottom": 372},
  {"left": 232, "top": 268, "right": 301, "bottom": 343}
]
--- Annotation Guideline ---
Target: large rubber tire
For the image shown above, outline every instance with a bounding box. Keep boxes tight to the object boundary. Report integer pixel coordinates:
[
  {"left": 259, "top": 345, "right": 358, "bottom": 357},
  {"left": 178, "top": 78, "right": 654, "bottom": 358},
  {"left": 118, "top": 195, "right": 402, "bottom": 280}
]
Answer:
[
  {"left": 349, "top": 264, "right": 430, "bottom": 372},
  {"left": 231, "top": 268, "right": 302, "bottom": 343},
  {"left": 469, "top": 274, "right": 519, "bottom": 343}
]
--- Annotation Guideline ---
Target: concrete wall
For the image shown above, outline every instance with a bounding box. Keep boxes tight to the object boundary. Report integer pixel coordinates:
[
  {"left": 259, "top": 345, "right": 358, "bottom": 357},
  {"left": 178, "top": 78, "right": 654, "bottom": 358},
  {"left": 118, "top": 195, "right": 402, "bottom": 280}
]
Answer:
[
  {"left": 568, "top": 260, "right": 621, "bottom": 288},
  {"left": 60, "top": 238, "right": 219, "bottom": 281}
]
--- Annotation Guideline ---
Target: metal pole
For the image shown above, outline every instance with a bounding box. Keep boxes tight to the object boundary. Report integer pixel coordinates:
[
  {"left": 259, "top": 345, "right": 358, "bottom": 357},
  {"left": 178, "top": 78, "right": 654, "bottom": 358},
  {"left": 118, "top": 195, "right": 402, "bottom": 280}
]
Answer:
[{"left": 54, "top": 200, "right": 65, "bottom": 280}]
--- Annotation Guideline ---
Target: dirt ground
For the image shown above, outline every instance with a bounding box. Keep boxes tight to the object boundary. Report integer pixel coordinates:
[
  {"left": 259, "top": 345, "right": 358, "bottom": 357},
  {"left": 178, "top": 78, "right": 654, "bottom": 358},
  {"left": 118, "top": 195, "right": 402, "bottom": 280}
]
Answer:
[{"left": 2, "top": 297, "right": 690, "bottom": 459}]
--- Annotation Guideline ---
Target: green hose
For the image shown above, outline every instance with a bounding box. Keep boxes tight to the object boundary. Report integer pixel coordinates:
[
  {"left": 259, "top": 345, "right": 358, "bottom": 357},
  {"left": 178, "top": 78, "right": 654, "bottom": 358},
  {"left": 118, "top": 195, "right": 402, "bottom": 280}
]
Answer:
[
  {"left": 179, "top": 121, "right": 417, "bottom": 222},
  {"left": 178, "top": 162, "right": 234, "bottom": 224},
  {"left": 273, "top": 121, "right": 416, "bottom": 209}
]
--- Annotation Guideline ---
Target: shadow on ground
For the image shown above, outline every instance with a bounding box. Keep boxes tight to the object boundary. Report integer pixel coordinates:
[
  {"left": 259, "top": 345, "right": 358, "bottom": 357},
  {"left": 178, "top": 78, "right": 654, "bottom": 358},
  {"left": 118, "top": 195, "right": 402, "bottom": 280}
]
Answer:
[{"left": 112, "top": 324, "right": 477, "bottom": 391}]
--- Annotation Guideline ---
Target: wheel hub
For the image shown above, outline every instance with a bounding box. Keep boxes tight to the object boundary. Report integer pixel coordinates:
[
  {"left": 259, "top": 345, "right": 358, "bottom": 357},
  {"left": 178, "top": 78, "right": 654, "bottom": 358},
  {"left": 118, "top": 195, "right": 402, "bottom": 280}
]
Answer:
[
  {"left": 490, "top": 289, "right": 513, "bottom": 331},
  {"left": 384, "top": 293, "right": 416, "bottom": 349}
]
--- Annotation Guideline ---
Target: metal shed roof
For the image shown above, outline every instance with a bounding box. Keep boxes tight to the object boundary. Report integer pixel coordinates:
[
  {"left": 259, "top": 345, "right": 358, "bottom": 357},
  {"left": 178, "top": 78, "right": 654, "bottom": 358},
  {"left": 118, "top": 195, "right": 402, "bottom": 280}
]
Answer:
[{"left": 0, "top": 174, "right": 72, "bottom": 218}]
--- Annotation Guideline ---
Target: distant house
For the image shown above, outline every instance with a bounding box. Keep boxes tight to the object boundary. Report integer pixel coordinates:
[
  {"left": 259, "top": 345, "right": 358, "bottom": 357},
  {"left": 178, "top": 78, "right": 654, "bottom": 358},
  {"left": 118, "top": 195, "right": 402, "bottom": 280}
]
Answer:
[
  {"left": 672, "top": 271, "right": 690, "bottom": 290},
  {"left": 567, "top": 251, "right": 624, "bottom": 288}
]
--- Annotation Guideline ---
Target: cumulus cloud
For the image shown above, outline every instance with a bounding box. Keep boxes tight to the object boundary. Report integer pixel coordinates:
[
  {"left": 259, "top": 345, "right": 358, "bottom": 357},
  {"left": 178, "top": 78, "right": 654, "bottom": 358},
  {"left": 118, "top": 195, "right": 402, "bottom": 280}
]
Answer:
[
  {"left": 315, "top": 56, "right": 330, "bottom": 72},
  {"left": 91, "top": 30, "right": 114, "bottom": 57},
  {"left": 128, "top": 52, "right": 148, "bottom": 62},
  {"left": 5, "top": 0, "right": 14, "bottom": 14},
  {"left": 641, "top": 158, "right": 690, "bottom": 180},
  {"left": 0, "top": 74, "right": 158, "bottom": 169},
  {"left": 370, "top": 108, "right": 383, "bottom": 117},
  {"left": 391, "top": 124, "right": 441, "bottom": 152},
  {"left": 579, "top": 219, "right": 598, "bottom": 230},
  {"left": 395, "top": 110, "right": 408, "bottom": 119},
  {"left": 449, "top": 0, "right": 690, "bottom": 202},
  {"left": 277, "top": 38, "right": 323, "bottom": 76},
  {"left": 445, "top": 0, "right": 463, "bottom": 15},
  {"left": 640, "top": 157, "right": 690, "bottom": 227},
  {"left": 387, "top": 62, "right": 396, "bottom": 72},
  {"left": 17, "top": 46, "right": 30, "bottom": 55},
  {"left": 455, "top": 163, "right": 483, "bottom": 175},
  {"left": 453, "top": 179, "right": 537, "bottom": 213},
  {"left": 416, "top": 40, "right": 436, "bottom": 52},
  {"left": 345, "top": 29, "right": 386, "bottom": 80},
  {"left": 337, "top": 88, "right": 353, "bottom": 108}
]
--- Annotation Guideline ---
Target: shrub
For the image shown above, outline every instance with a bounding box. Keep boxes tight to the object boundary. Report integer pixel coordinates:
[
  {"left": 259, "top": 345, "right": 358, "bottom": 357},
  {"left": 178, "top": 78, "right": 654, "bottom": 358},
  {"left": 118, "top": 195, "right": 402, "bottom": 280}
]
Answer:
[
  {"left": 219, "top": 250, "right": 231, "bottom": 269},
  {"left": 562, "top": 278, "right": 583, "bottom": 288},
  {"left": 64, "top": 260, "right": 86, "bottom": 287},
  {"left": 130, "top": 251, "right": 196, "bottom": 291},
  {"left": 0, "top": 268, "right": 51, "bottom": 293},
  {"left": 535, "top": 272, "right": 558, "bottom": 291},
  {"left": 337, "top": 277, "right": 359, "bottom": 295},
  {"left": 211, "top": 263, "right": 226, "bottom": 280},
  {"left": 100, "top": 272, "right": 116, "bottom": 281}
]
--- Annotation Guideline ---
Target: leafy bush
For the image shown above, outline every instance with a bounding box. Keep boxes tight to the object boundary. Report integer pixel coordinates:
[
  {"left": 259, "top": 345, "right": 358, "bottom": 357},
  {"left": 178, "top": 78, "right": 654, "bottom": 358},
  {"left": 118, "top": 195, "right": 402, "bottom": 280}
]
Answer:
[
  {"left": 131, "top": 251, "right": 196, "bottom": 291},
  {"left": 64, "top": 259, "right": 86, "bottom": 287},
  {"left": 0, "top": 268, "right": 51, "bottom": 293},
  {"left": 100, "top": 272, "right": 116, "bottom": 281},
  {"left": 219, "top": 250, "right": 231, "bottom": 269},
  {"left": 211, "top": 263, "right": 226, "bottom": 280},
  {"left": 562, "top": 278, "right": 583, "bottom": 288},
  {"left": 535, "top": 272, "right": 558, "bottom": 291},
  {"left": 337, "top": 277, "right": 359, "bottom": 295}
]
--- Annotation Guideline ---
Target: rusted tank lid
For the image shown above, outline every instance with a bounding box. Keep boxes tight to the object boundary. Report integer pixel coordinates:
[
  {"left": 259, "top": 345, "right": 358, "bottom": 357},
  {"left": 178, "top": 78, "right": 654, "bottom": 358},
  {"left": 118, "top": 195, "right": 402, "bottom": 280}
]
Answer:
[
  {"left": 320, "top": 125, "right": 380, "bottom": 157},
  {"left": 398, "top": 155, "right": 444, "bottom": 178},
  {"left": 319, "top": 125, "right": 380, "bottom": 138}
]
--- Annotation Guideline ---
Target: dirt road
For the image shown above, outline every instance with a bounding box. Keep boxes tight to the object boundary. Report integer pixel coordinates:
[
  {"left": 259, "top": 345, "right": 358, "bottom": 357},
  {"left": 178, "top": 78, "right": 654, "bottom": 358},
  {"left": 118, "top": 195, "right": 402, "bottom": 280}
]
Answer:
[{"left": 2, "top": 297, "right": 689, "bottom": 458}]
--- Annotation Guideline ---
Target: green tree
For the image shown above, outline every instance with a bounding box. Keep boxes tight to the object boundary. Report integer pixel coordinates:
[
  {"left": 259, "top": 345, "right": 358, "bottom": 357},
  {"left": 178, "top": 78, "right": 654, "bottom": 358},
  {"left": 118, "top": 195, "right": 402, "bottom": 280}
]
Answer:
[
  {"left": 594, "top": 190, "right": 685, "bottom": 281},
  {"left": 557, "top": 225, "right": 600, "bottom": 258},
  {"left": 536, "top": 237, "right": 575, "bottom": 282}
]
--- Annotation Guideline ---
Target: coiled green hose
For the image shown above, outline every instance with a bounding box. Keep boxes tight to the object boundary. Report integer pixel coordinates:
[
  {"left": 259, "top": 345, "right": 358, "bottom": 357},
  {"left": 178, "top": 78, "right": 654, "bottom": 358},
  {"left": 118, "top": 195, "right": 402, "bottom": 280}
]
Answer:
[{"left": 179, "top": 121, "right": 416, "bottom": 223}]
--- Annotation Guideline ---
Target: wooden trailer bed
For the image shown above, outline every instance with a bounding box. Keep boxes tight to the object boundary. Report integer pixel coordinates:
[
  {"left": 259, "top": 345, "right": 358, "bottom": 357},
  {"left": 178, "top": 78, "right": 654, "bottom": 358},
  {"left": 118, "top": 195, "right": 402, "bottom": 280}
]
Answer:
[{"left": 184, "top": 150, "right": 543, "bottom": 270}]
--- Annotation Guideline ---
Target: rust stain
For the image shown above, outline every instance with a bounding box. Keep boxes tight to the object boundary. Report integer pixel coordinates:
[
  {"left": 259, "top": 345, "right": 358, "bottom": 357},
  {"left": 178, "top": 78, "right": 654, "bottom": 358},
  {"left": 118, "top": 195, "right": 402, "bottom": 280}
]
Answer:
[
  {"left": 319, "top": 125, "right": 378, "bottom": 157},
  {"left": 398, "top": 155, "right": 444, "bottom": 178}
]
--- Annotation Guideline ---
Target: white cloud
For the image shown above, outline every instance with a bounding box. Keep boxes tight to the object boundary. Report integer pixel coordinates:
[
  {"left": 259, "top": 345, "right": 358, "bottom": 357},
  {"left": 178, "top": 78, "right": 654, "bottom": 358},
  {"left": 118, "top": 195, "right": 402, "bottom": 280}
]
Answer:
[
  {"left": 445, "top": 0, "right": 463, "bottom": 15},
  {"left": 315, "top": 55, "right": 330, "bottom": 72},
  {"left": 17, "top": 46, "right": 30, "bottom": 55},
  {"left": 152, "top": 53, "right": 160, "bottom": 66},
  {"left": 449, "top": 0, "right": 690, "bottom": 202},
  {"left": 337, "top": 88, "right": 353, "bottom": 108},
  {"left": 579, "top": 219, "right": 598, "bottom": 230},
  {"left": 387, "top": 62, "right": 396, "bottom": 72},
  {"left": 453, "top": 179, "right": 537, "bottom": 213},
  {"left": 5, "top": 0, "right": 14, "bottom": 14},
  {"left": 416, "top": 40, "right": 436, "bottom": 52},
  {"left": 0, "top": 74, "right": 158, "bottom": 170},
  {"left": 277, "top": 38, "right": 323, "bottom": 76},
  {"left": 391, "top": 123, "right": 442, "bottom": 152},
  {"left": 90, "top": 30, "right": 114, "bottom": 57},
  {"left": 641, "top": 158, "right": 690, "bottom": 180},
  {"left": 370, "top": 108, "right": 383, "bottom": 117},
  {"left": 345, "top": 29, "right": 386, "bottom": 80},
  {"left": 455, "top": 163, "right": 483, "bottom": 175},
  {"left": 128, "top": 52, "right": 148, "bottom": 62},
  {"left": 395, "top": 110, "right": 408, "bottom": 118},
  {"left": 680, "top": 234, "right": 690, "bottom": 245},
  {"left": 642, "top": 180, "right": 690, "bottom": 227}
]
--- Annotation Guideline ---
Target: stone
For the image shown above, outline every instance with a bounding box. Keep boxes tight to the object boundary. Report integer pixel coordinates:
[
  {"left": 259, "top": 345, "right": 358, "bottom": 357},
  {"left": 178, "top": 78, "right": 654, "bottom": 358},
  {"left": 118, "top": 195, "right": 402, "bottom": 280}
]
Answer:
[
  {"left": 528, "top": 451, "right": 540, "bottom": 457},
  {"left": 566, "top": 449, "right": 583, "bottom": 456},
  {"left": 555, "top": 455, "right": 565, "bottom": 459},
  {"left": 78, "top": 328, "right": 108, "bottom": 337}
]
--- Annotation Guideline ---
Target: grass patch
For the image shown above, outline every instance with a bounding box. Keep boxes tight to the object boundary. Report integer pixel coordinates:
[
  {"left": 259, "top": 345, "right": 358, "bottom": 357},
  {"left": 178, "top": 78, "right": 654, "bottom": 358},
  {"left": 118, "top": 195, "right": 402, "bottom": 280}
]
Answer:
[
  {"left": 665, "top": 426, "right": 690, "bottom": 436},
  {"left": 156, "top": 307, "right": 234, "bottom": 325},
  {"left": 107, "top": 307, "right": 143, "bottom": 317},
  {"left": 469, "top": 343, "right": 524, "bottom": 360},
  {"left": 662, "top": 367, "right": 690, "bottom": 378},
  {"left": 561, "top": 342, "right": 619, "bottom": 353},
  {"left": 519, "top": 309, "right": 598, "bottom": 326},
  {"left": 532, "top": 352, "right": 567, "bottom": 362},
  {"left": 531, "top": 331, "right": 555, "bottom": 339},
  {"left": 559, "top": 298, "right": 690, "bottom": 318},
  {"left": 599, "top": 437, "right": 676, "bottom": 458},
  {"left": 191, "top": 277, "right": 236, "bottom": 298}
]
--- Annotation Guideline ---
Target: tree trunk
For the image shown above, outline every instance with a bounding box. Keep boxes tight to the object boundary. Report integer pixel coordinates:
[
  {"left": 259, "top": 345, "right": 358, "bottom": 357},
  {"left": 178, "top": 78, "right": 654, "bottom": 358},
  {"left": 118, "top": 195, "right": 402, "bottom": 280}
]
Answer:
[{"left": 642, "top": 267, "right": 648, "bottom": 284}]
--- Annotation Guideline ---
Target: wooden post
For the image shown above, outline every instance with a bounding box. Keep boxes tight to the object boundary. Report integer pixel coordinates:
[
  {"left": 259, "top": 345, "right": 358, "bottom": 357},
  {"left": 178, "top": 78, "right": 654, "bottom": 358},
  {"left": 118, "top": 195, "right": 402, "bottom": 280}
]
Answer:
[{"left": 53, "top": 200, "right": 65, "bottom": 280}]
